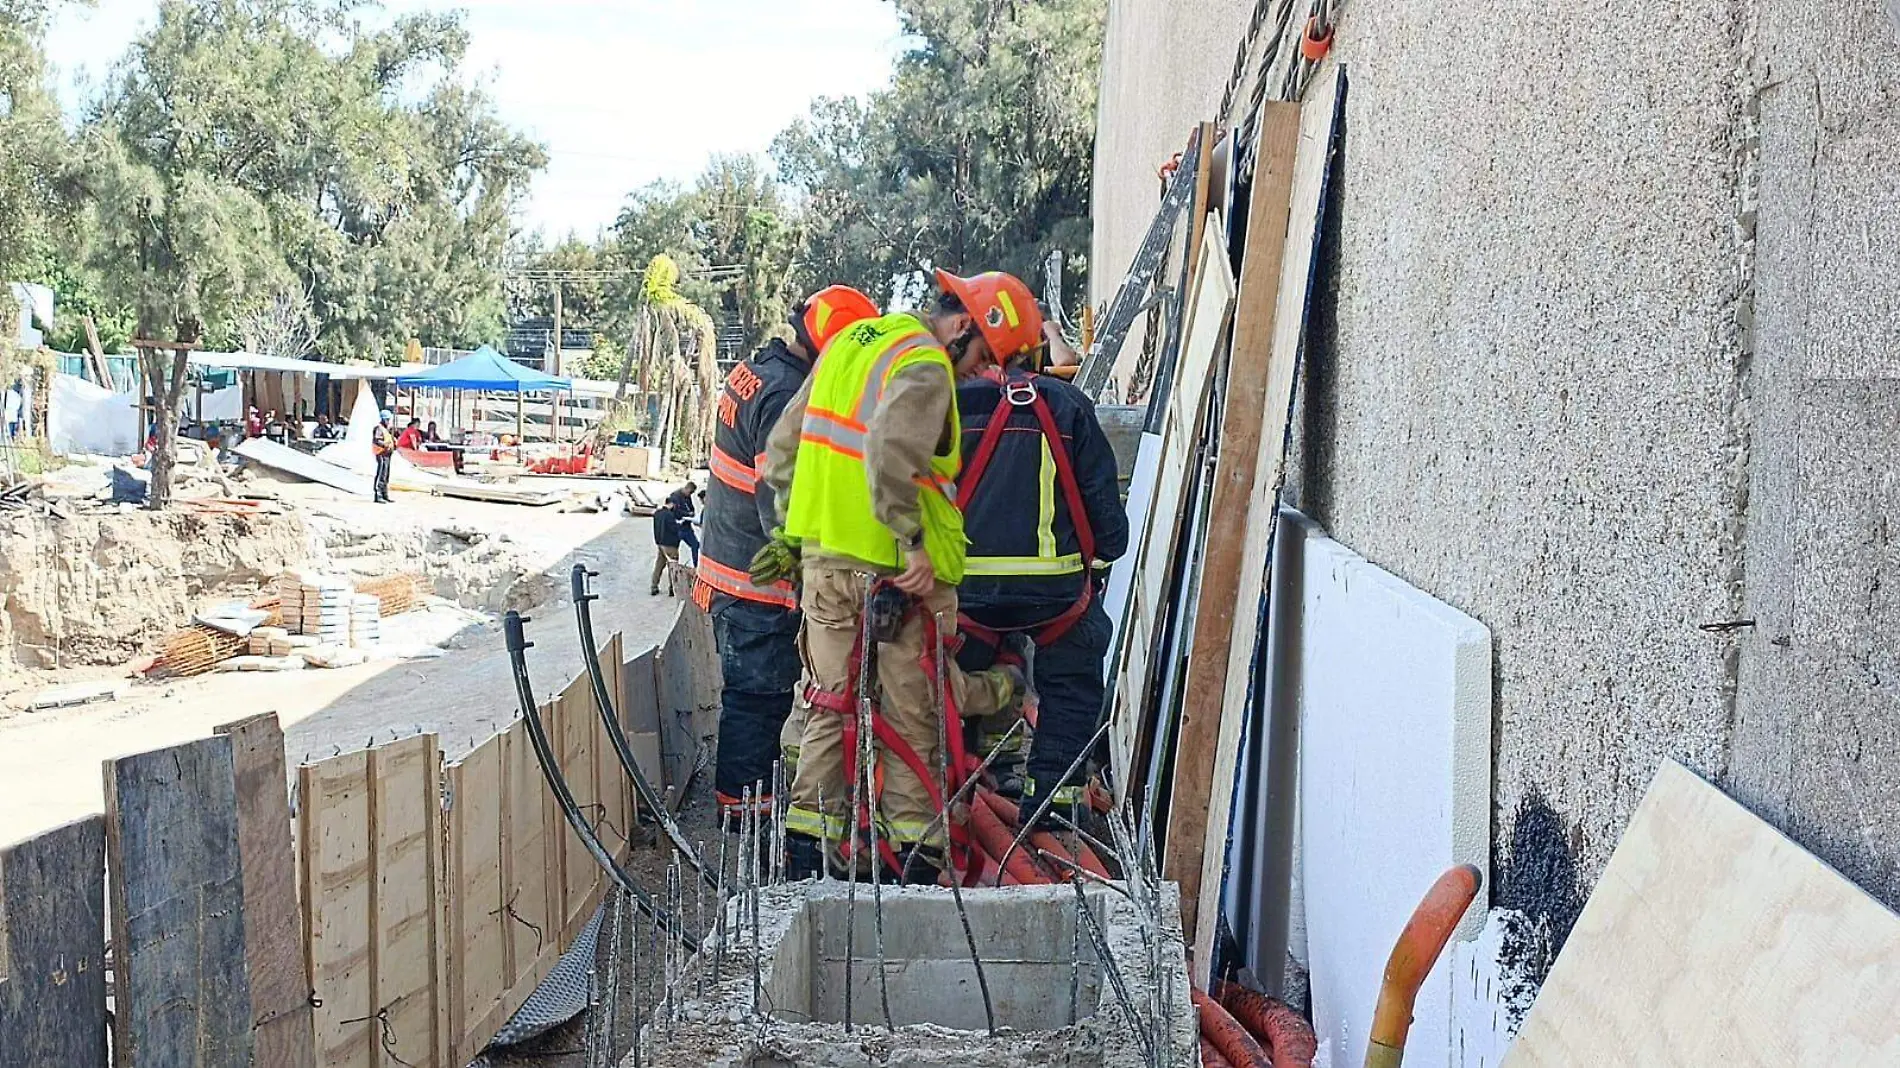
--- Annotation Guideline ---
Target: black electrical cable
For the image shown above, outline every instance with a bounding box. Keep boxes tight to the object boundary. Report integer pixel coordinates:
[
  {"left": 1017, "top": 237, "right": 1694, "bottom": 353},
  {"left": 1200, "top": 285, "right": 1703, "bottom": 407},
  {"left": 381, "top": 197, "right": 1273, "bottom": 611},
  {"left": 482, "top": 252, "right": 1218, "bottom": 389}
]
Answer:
[
  {"left": 570, "top": 565, "right": 717, "bottom": 890},
  {"left": 504, "top": 610, "right": 699, "bottom": 952}
]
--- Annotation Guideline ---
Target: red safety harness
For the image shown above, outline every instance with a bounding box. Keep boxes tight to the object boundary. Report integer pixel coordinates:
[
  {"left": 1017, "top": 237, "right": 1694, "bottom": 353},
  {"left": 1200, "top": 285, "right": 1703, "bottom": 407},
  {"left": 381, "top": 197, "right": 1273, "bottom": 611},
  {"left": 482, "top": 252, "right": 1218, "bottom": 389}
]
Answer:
[
  {"left": 954, "top": 370, "right": 1099, "bottom": 656},
  {"left": 802, "top": 604, "right": 983, "bottom": 883}
]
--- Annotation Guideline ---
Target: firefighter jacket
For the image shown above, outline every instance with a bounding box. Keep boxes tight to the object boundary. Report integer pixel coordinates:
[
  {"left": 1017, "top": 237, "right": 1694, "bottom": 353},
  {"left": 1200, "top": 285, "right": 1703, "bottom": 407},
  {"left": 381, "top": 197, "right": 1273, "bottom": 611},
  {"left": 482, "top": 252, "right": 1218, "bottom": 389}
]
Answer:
[
  {"left": 694, "top": 338, "right": 810, "bottom": 611},
  {"left": 954, "top": 371, "right": 1129, "bottom": 611},
  {"left": 766, "top": 314, "right": 966, "bottom": 581}
]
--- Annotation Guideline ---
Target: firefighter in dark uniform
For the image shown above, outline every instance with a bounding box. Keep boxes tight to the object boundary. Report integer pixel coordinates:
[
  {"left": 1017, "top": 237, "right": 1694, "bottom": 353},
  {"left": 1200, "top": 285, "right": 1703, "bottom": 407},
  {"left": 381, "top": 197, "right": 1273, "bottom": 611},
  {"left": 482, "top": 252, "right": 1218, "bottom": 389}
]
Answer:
[
  {"left": 696, "top": 285, "right": 881, "bottom": 829},
  {"left": 938, "top": 270, "right": 1129, "bottom": 824}
]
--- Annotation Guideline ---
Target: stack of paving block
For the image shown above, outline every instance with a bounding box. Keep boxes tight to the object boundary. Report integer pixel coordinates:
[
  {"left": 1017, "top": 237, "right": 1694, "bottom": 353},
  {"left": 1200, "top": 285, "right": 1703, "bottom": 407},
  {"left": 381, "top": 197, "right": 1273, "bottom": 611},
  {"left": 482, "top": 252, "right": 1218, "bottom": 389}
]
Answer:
[
  {"left": 248, "top": 626, "right": 288, "bottom": 657},
  {"left": 298, "top": 577, "right": 355, "bottom": 645},
  {"left": 349, "top": 594, "right": 382, "bottom": 649},
  {"left": 275, "top": 571, "right": 308, "bottom": 634}
]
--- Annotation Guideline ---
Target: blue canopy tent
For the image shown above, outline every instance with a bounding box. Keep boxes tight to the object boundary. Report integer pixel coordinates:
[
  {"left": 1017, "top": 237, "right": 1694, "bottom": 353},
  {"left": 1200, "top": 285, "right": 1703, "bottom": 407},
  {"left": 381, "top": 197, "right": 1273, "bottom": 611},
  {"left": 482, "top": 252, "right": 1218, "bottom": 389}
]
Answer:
[{"left": 395, "top": 345, "right": 572, "bottom": 443}]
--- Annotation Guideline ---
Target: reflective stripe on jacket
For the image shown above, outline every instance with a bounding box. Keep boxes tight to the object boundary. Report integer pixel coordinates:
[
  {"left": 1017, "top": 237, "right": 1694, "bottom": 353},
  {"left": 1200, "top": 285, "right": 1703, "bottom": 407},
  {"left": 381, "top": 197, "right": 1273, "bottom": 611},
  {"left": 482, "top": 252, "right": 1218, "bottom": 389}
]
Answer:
[
  {"left": 696, "top": 338, "right": 809, "bottom": 611},
  {"left": 782, "top": 314, "right": 966, "bottom": 581},
  {"left": 955, "top": 373, "right": 1129, "bottom": 610}
]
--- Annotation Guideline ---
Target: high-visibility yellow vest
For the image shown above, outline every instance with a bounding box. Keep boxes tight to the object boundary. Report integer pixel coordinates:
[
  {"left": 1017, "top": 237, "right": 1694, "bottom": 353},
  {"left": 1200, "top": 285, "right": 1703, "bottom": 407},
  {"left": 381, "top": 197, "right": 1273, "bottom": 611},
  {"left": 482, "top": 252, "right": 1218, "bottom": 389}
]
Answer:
[{"left": 783, "top": 314, "right": 966, "bottom": 582}]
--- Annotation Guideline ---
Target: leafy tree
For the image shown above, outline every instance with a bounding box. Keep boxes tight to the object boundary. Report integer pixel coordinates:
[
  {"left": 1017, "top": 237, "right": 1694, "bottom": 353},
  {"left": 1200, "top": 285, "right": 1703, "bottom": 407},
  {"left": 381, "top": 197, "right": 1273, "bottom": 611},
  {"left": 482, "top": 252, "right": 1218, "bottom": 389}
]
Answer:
[
  {"left": 773, "top": 0, "right": 1103, "bottom": 312},
  {"left": 69, "top": 0, "right": 543, "bottom": 504},
  {"left": 0, "top": 0, "right": 74, "bottom": 280}
]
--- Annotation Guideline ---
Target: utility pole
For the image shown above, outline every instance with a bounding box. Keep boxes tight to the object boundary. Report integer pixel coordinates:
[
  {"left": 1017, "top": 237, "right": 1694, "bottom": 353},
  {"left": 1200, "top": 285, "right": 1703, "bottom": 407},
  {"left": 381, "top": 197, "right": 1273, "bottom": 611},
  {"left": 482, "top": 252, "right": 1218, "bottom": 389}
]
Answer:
[{"left": 551, "top": 281, "right": 563, "bottom": 444}]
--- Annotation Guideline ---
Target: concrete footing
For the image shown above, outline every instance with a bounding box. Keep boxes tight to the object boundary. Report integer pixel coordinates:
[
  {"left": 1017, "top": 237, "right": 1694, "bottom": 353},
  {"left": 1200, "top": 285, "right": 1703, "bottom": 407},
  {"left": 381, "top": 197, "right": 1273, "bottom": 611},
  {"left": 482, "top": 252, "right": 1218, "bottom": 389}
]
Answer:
[{"left": 638, "top": 880, "right": 1195, "bottom": 1067}]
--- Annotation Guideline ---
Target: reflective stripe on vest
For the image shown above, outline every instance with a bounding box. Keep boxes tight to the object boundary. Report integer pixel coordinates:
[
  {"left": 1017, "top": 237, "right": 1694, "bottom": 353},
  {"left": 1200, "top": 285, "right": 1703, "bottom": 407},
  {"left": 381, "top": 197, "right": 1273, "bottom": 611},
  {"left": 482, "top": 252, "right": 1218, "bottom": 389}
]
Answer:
[
  {"left": 708, "top": 444, "right": 757, "bottom": 492},
  {"left": 783, "top": 315, "right": 965, "bottom": 580},
  {"left": 963, "top": 553, "right": 1085, "bottom": 576}
]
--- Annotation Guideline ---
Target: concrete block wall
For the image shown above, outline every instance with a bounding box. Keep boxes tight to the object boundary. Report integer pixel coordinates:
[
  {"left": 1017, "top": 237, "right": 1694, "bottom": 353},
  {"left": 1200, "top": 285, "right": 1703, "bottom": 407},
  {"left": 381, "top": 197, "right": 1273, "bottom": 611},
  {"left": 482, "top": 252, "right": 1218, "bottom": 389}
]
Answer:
[{"left": 1091, "top": 0, "right": 1900, "bottom": 1031}]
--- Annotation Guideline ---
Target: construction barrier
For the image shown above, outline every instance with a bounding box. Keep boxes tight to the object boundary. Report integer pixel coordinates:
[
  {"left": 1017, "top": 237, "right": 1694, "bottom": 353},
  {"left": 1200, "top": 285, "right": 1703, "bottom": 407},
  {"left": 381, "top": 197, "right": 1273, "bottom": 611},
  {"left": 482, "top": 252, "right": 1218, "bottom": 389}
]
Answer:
[{"left": 0, "top": 602, "right": 718, "bottom": 1068}]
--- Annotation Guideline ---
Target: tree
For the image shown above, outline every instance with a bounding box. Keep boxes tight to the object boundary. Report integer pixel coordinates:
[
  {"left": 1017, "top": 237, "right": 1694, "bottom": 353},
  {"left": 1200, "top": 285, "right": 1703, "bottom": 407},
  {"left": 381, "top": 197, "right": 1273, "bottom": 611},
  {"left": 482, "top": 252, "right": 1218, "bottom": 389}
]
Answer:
[
  {"left": 0, "top": 0, "right": 74, "bottom": 280},
  {"left": 772, "top": 0, "right": 1104, "bottom": 313}
]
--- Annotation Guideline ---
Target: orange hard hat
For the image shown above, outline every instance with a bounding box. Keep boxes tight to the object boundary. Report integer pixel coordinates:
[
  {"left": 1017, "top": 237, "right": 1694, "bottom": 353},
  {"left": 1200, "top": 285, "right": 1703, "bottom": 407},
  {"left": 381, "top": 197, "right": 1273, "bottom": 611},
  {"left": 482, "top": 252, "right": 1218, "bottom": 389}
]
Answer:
[
  {"left": 934, "top": 269, "right": 1044, "bottom": 360},
  {"left": 794, "top": 284, "right": 880, "bottom": 355}
]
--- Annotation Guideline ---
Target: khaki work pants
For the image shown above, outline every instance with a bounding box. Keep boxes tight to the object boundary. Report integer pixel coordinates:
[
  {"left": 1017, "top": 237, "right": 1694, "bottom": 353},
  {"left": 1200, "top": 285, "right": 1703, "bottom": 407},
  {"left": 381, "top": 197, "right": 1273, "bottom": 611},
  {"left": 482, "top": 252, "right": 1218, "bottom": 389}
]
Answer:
[
  {"left": 650, "top": 545, "right": 680, "bottom": 594},
  {"left": 787, "top": 562, "right": 1010, "bottom": 852}
]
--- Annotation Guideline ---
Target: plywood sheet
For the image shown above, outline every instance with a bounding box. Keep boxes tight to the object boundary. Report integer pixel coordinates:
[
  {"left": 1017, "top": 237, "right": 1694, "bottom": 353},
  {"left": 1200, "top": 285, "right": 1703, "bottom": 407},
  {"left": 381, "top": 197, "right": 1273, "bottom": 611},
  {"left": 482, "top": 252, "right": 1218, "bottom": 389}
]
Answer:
[
  {"left": 1503, "top": 761, "right": 1900, "bottom": 1066},
  {"left": 499, "top": 723, "right": 558, "bottom": 999},
  {"left": 1166, "top": 100, "right": 1302, "bottom": 965},
  {"left": 369, "top": 735, "right": 446, "bottom": 1068},
  {"left": 1108, "top": 222, "right": 1236, "bottom": 794},
  {"left": 105, "top": 736, "right": 255, "bottom": 1068},
  {"left": 1299, "top": 535, "right": 1491, "bottom": 1068},
  {"left": 444, "top": 740, "right": 504, "bottom": 1066},
  {"left": 215, "top": 714, "right": 316, "bottom": 1068},
  {"left": 0, "top": 817, "right": 108, "bottom": 1068},
  {"left": 299, "top": 750, "right": 375, "bottom": 1068}
]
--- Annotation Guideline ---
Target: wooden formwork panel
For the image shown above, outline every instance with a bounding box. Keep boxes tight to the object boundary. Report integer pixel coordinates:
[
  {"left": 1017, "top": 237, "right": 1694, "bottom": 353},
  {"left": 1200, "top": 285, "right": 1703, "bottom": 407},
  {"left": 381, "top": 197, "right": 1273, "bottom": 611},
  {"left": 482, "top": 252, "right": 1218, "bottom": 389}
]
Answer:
[
  {"left": 299, "top": 751, "right": 374, "bottom": 1068},
  {"left": 216, "top": 714, "right": 317, "bottom": 1068},
  {"left": 0, "top": 816, "right": 109, "bottom": 1068},
  {"left": 106, "top": 735, "right": 255, "bottom": 1068},
  {"left": 368, "top": 735, "right": 447, "bottom": 1068},
  {"left": 499, "top": 723, "right": 559, "bottom": 1000},
  {"left": 444, "top": 739, "right": 505, "bottom": 1067}
]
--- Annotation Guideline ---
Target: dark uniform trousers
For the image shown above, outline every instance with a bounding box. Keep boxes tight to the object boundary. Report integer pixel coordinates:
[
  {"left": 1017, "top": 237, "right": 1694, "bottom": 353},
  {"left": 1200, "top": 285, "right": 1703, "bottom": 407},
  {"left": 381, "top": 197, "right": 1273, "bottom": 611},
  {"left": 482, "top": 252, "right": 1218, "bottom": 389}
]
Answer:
[
  {"left": 712, "top": 597, "right": 803, "bottom": 802},
  {"left": 954, "top": 592, "right": 1111, "bottom": 805}
]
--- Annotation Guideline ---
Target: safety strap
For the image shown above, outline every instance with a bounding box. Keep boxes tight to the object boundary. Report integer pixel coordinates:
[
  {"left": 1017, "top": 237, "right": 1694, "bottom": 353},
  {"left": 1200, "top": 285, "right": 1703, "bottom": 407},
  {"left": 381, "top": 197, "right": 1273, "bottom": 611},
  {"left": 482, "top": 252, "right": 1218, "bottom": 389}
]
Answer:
[
  {"left": 803, "top": 594, "right": 981, "bottom": 882},
  {"left": 955, "top": 370, "right": 1099, "bottom": 584}
]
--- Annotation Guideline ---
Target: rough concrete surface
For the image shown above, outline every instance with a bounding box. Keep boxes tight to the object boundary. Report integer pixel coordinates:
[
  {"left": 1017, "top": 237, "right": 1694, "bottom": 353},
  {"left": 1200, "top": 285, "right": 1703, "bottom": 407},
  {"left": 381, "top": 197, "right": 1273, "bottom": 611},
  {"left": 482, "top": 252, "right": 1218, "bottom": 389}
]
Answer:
[
  {"left": 1298, "top": 0, "right": 1757, "bottom": 954},
  {"left": 636, "top": 881, "right": 1195, "bottom": 1068},
  {"left": 1088, "top": 0, "right": 1900, "bottom": 1016},
  {"left": 1089, "top": 0, "right": 1255, "bottom": 311},
  {"left": 1728, "top": 0, "right": 1900, "bottom": 908}
]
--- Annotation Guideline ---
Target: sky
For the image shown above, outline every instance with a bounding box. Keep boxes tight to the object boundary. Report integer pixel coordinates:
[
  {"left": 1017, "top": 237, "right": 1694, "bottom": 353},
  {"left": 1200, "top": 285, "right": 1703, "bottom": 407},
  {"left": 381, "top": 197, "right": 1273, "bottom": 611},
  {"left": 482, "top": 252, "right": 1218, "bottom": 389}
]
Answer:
[{"left": 42, "top": 0, "right": 909, "bottom": 239}]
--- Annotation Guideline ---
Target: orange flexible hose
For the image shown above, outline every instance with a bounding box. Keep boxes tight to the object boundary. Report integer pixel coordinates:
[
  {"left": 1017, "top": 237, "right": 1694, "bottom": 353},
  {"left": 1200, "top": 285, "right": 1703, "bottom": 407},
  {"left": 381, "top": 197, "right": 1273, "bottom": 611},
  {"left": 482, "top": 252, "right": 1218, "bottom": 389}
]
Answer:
[
  {"left": 1364, "top": 864, "right": 1483, "bottom": 1068},
  {"left": 1202, "top": 1036, "right": 1235, "bottom": 1068},
  {"left": 965, "top": 794, "right": 1049, "bottom": 885},
  {"left": 1194, "top": 987, "right": 1273, "bottom": 1068},
  {"left": 1215, "top": 980, "right": 1317, "bottom": 1068}
]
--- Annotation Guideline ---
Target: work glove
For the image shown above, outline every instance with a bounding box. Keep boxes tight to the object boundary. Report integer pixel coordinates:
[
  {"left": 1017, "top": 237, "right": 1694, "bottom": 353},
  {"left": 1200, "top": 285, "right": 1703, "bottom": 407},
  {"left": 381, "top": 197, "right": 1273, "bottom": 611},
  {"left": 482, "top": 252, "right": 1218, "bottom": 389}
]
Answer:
[{"left": 749, "top": 528, "right": 802, "bottom": 587}]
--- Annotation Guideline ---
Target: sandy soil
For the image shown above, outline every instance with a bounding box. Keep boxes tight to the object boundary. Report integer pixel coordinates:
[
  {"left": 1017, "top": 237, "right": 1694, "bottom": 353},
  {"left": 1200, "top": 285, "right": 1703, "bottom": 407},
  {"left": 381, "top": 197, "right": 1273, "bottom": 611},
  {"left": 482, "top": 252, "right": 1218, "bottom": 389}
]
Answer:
[{"left": 0, "top": 476, "right": 692, "bottom": 844}]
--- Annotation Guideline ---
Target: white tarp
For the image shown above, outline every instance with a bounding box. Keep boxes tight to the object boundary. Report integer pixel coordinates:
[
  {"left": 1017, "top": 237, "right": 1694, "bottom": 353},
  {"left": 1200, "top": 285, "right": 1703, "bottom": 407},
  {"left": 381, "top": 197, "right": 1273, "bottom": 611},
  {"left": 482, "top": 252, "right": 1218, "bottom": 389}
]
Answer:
[{"left": 48, "top": 373, "right": 137, "bottom": 456}]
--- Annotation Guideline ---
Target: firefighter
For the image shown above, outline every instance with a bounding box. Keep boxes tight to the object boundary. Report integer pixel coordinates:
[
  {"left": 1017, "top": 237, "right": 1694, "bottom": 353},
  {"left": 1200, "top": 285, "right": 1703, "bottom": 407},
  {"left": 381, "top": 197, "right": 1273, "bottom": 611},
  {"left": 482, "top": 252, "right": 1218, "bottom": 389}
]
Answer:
[
  {"left": 937, "top": 270, "right": 1129, "bottom": 823},
  {"left": 697, "top": 285, "right": 880, "bottom": 830},
  {"left": 754, "top": 284, "right": 1025, "bottom": 885}
]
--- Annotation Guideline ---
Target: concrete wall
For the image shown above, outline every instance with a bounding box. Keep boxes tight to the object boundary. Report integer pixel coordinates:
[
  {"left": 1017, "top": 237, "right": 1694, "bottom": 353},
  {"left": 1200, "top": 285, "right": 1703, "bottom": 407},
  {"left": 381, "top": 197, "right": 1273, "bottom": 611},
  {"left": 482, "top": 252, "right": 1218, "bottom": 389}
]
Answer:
[
  {"left": 1091, "top": 0, "right": 1900, "bottom": 1009},
  {"left": 1089, "top": 0, "right": 1255, "bottom": 310}
]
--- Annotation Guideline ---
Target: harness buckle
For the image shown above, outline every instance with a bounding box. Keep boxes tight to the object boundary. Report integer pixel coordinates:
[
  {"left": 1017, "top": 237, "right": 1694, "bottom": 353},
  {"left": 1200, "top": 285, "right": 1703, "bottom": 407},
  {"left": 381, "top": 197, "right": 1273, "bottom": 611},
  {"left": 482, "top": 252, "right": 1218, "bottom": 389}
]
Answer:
[{"left": 1004, "top": 379, "right": 1038, "bottom": 407}]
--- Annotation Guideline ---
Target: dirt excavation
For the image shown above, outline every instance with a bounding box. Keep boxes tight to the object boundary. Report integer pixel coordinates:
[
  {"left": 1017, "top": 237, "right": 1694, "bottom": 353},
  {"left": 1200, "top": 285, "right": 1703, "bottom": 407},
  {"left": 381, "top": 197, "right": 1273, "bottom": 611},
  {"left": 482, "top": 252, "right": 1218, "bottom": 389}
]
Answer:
[{"left": 0, "top": 469, "right": 686, "bottom": 843}]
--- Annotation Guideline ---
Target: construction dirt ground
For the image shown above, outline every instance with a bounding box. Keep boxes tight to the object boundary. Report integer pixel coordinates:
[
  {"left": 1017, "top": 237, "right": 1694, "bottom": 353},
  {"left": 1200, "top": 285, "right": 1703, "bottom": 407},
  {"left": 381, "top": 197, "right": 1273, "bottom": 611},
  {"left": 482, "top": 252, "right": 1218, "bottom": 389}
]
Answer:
[{"left": 0, "top": 464, "right": 688, "bottom": 844}]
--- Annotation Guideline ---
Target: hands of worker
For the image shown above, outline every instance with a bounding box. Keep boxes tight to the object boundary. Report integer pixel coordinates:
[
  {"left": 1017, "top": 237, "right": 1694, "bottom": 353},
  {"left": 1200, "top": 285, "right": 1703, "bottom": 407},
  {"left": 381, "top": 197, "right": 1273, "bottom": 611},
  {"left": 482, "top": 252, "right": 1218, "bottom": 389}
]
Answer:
[
  {"left": 891, "top": 545, "right": 935, "bottom": 595},
  {"left": 749, "top": 529, "right": 801, "bottom": 587}
]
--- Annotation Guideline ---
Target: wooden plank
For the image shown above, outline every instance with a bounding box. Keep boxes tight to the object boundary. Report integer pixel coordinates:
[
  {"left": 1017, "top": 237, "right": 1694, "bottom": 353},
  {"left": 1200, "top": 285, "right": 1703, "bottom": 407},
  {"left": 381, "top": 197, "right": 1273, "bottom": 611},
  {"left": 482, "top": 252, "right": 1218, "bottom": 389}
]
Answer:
[
  {"left": 1107, "top": 223, "right": 1237, "bottom": 794},
  {"left": 444, "top": 741, "right": 504, "bottom": 1067},
  {"left": 0, "top": 817, "right": 108, "bottom": 1068},
  {"left": 1505, "top": 761, "right": 1900, "bottom": 1066},
  {"left": 216, "top": 714, "right": 317, "bottom": 1068},
  {"left": 559, "top": 672, "right": 609, "bottom": 944},
  {"left": 1163, "top": 99, "right": 1304, "bottom": 973},
  {"left": 1188, "top": 72, "right": 1343, "bottom": 975},
  {"left": 499, "top": 723, "right": 558, "bottom": 1002},
  {"left": 299, "top": 750, "right": 375, "bottom": 1068},
  {"left": 105, "top": 736, "right": 255, "bottom": 1068},
  {"left": 622, "top": 646, "right": 665, "bottom": 822},
  {"left": 368, "top": 735, "right": 445, "bottom": 1068},
  {"left": 595, "top": 634, "right": 631, "bottom": 862}
]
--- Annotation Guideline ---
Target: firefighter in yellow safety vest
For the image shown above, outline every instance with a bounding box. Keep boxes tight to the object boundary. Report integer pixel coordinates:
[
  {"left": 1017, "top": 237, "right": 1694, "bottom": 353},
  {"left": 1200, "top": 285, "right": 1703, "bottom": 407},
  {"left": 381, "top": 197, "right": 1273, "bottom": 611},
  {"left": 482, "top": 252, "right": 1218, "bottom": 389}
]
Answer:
[{"left": 753, "top": 287, "right": 1025, "bottom": 884}]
